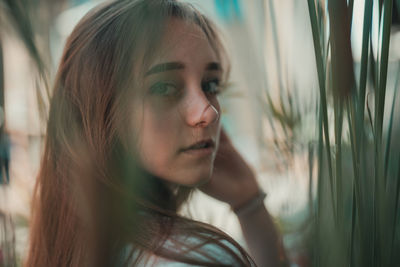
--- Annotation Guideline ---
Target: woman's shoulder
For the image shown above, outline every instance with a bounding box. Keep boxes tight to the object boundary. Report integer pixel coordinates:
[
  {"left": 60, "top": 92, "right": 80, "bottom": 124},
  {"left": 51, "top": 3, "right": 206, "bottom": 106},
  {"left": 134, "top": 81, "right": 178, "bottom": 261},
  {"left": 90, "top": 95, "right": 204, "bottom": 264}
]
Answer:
[
  {"left": 121, "top": 232, "right": 249, "bottom": 267},
  {"left": 167, "top": 232, "right": 245, "bottom": 265}
]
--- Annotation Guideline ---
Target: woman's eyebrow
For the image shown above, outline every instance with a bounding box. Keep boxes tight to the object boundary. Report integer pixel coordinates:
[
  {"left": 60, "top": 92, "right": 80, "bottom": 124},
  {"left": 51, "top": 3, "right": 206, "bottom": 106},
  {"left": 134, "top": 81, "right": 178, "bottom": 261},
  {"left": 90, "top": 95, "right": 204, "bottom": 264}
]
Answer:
[
  {"left": 146, "top": 62, "right": 184, "bottom": 76},
  {"left": 205, "top": 62, "right": 222, "bottom": 71},
  {"left": 145, "top": 61, "right": 222, "bottom": 76}
]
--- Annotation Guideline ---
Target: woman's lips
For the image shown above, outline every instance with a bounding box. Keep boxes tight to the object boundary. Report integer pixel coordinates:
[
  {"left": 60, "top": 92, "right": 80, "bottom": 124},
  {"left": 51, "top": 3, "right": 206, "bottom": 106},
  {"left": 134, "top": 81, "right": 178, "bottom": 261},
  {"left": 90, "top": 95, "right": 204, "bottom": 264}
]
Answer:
[
  {"left": 183, "top": 146, "right": 214, "bottom": 156},
  {"left": 181, "top": 139, "right": 215, "bottom": 156}
]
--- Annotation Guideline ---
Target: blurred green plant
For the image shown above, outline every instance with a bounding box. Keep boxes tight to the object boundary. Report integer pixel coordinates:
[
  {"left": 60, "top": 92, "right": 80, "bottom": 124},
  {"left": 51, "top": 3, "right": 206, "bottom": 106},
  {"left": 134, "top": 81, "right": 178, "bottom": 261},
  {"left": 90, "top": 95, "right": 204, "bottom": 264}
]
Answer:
[
  {"left": 262, "top": 0, "right": 399, "bottom": 266},
  {"left": 305, "top": 0, "right": 400, "bottom": 266},
  {"left": 263, "top": 0, "right": 311, "bottom": 170}
]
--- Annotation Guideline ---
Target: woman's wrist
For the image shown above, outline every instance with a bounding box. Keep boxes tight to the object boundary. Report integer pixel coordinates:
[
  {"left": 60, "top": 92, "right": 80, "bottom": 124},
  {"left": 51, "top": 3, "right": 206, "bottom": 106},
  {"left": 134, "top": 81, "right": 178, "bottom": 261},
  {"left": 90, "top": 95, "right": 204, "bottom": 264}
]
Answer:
[{"left": 231, "top": 190, "right": 267, "bottom": 217}]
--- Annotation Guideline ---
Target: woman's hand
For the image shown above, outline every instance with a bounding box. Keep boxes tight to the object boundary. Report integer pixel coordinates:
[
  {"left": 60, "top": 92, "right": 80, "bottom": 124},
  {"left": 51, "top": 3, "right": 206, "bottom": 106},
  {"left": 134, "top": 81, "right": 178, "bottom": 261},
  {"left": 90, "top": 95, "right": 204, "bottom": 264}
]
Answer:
[
  {"left": 200, "top": 129, "right": 261, "bottom": 209},
  {"left": 201, "top": 129, "right": 283, "bottom": 267}
]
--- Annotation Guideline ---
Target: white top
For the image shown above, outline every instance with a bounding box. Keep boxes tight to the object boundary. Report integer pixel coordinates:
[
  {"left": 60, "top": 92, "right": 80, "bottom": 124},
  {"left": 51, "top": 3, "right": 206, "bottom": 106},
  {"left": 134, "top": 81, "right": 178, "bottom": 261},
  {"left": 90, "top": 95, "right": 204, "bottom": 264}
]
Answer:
[{"left": 119, "top": 234, "right": 251, "bottom": 266}]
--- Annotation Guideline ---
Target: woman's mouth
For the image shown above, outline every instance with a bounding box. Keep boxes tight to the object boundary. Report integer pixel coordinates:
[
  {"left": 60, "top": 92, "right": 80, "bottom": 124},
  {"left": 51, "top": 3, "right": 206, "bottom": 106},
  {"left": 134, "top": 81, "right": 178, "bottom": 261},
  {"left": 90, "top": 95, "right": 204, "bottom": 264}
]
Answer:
[{"left": 181, "top": 139, "right": 215, "bottom": 156}]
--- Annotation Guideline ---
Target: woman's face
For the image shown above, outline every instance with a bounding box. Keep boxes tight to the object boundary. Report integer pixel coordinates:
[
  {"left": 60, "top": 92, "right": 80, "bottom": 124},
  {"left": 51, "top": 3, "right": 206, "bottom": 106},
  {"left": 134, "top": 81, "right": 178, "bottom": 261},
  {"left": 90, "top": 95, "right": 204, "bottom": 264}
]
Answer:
[{"left": 132, "top": 18, "right": 222, "bottom": 186}]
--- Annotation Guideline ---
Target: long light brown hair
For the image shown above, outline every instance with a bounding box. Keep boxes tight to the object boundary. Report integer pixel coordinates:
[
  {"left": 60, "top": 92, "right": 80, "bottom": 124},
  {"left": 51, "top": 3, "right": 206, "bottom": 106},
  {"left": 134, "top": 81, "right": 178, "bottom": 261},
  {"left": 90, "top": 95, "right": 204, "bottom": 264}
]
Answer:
[{"left": 25, "top": 1, "right": 255, "bottom": 266}]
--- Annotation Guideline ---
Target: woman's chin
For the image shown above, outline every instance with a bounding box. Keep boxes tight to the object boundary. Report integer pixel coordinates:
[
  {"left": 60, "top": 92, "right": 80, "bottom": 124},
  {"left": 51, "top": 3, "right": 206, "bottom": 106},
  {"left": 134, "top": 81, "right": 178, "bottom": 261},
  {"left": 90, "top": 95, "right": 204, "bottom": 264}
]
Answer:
[
  {"left": 176, "top": 166, "right": 213, "bottom": 187},
  {"left": 190, "top": 172, "right": 212, "bottom": 187}
]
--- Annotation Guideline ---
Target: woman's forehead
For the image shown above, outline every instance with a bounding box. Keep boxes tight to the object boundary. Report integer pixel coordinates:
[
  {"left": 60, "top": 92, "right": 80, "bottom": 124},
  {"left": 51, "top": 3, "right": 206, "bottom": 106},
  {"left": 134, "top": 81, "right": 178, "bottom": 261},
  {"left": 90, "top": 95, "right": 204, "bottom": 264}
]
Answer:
[
  {"left": 147, "top": 18, "right": 218, "bottom": 69},
  {"left": 163, "top": 18, "right": 208, "bottom": 44}
]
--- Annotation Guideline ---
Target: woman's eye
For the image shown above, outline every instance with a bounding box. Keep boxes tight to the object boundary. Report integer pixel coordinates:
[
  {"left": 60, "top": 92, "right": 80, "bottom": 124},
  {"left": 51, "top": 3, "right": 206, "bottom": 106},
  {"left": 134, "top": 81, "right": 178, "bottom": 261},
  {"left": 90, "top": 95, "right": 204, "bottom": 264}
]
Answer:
[
  {"left": 202, "top": 79, "right": 221, "bottom": 95},
  {"left": 149, "top": 82, "right": 178, "bottom": 96}
]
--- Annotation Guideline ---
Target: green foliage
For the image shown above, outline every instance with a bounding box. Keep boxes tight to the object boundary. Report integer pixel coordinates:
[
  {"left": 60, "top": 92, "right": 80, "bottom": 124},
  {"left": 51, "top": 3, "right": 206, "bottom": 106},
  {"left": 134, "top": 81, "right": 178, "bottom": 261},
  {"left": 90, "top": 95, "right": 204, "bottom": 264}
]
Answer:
[{"left": 306, "top": 0, "right": 400, "bottom": 266}]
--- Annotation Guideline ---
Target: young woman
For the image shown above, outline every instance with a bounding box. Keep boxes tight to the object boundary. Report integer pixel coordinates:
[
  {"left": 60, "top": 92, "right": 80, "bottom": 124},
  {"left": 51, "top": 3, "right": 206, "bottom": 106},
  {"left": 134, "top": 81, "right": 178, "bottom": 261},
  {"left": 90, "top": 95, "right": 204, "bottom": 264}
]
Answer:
[{"left": 25, "top": 0, "right": 281, "bottom": 266}]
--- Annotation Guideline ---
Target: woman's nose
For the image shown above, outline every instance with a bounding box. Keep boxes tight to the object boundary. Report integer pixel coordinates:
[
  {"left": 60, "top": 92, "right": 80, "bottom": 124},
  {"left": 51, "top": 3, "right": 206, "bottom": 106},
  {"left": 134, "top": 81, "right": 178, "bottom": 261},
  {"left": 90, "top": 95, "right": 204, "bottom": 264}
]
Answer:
[{"left": 182, "top": 92, "right": 219, "bottom": 128}]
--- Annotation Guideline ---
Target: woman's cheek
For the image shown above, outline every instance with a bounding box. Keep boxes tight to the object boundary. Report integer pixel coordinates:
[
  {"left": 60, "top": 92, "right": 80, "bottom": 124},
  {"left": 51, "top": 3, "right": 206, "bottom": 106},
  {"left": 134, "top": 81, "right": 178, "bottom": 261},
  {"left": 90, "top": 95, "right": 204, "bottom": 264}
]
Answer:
[{"left": 137, "top": 105, "right": 181, "bottom": 173}]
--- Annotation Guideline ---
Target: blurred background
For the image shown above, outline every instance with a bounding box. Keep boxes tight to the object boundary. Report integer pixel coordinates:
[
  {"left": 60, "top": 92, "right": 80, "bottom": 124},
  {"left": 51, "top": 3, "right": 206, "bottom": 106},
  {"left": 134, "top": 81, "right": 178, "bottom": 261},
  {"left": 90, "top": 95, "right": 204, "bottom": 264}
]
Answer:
[{"left": 1, "top": 0, "right": 399, "bottom": 266}]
